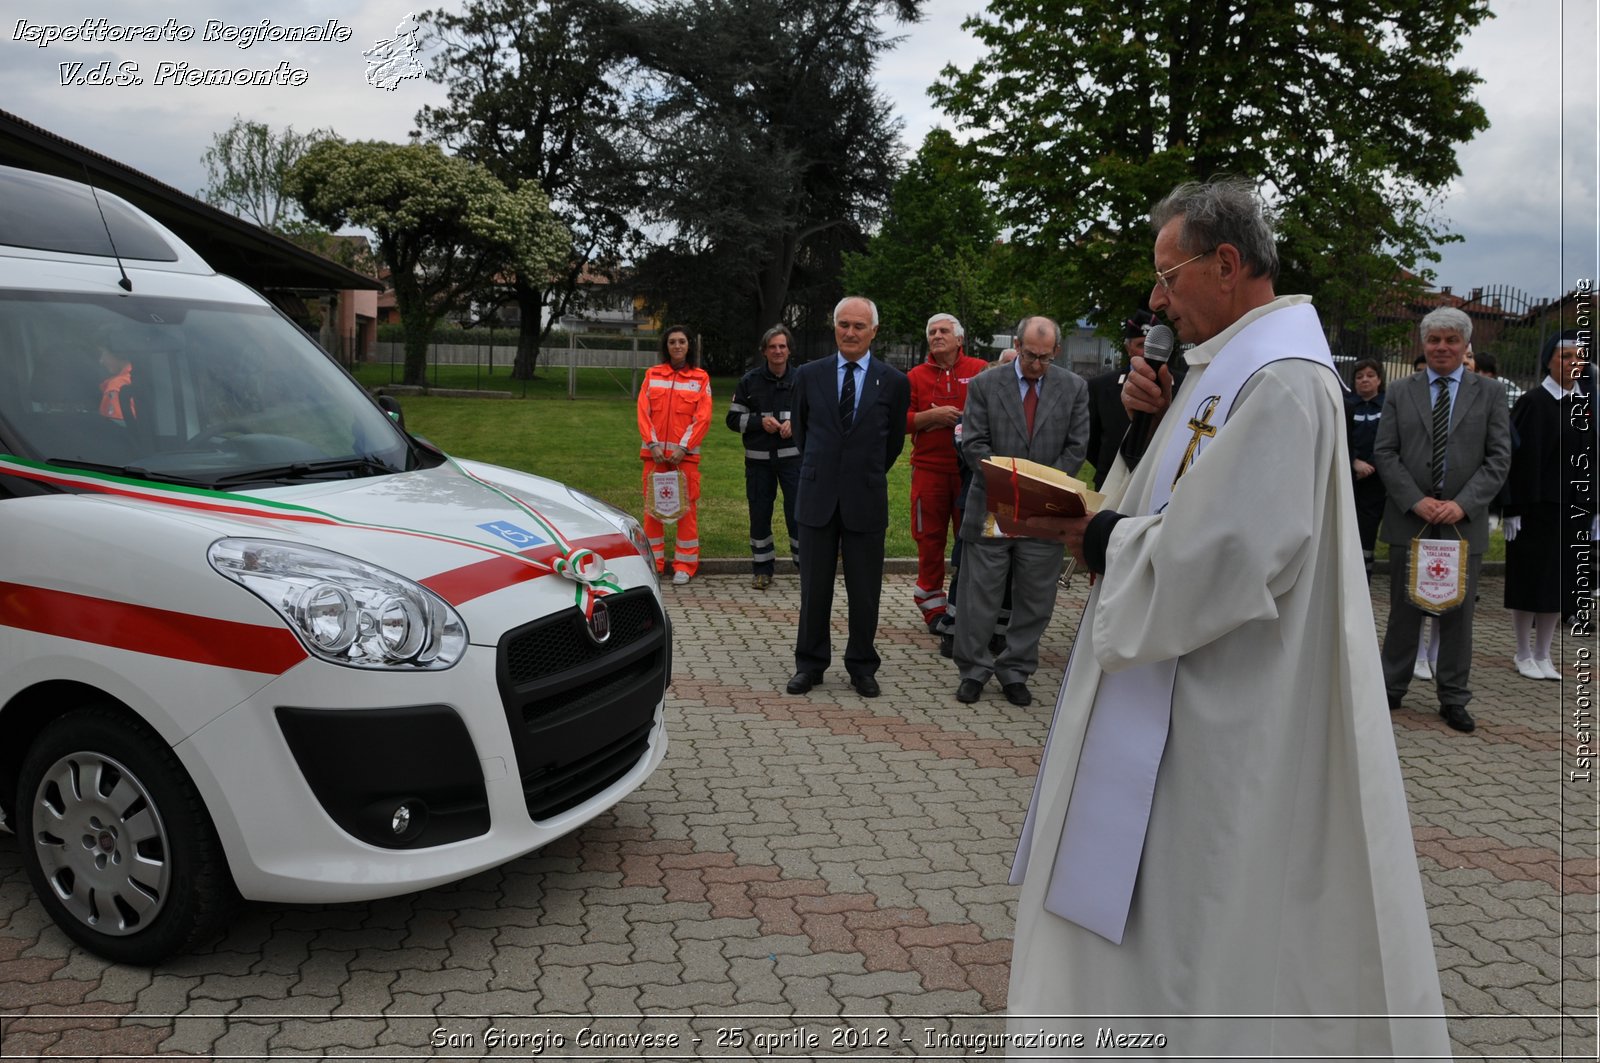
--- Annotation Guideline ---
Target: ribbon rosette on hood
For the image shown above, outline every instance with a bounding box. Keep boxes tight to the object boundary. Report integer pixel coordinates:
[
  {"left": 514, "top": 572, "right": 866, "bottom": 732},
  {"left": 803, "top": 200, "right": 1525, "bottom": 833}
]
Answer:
[{"left": 550, "top": 546, "right": 622, "bottom": 618}]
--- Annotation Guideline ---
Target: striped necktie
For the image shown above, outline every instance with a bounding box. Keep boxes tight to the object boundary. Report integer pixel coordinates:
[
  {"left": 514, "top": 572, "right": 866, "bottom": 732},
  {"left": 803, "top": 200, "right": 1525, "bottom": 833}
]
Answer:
[
  {"left": 840, "top": 360, "right": 858, "bottom": 428},
  {"left": 1429, "top": 377, "right": 1450, "bottom": 493}
]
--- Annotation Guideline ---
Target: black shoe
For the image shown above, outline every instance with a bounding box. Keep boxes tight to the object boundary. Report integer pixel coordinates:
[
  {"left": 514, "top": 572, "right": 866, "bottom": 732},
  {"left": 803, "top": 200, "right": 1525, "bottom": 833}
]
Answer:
[
  {"left": 988, "top": 633, "right": 1007, "bottom": 655},
  {"left": 786, "top": 671, "right": 822, "bottom": 695},
  {"left": 956, "top": 678, "right": 984, "bottom": 703},
  {"left": 1387, "top": 694, "right": 1403, "bottom": 712},
  {"left": 1002, "top": 682, "right": 1032, "bottom": 707},
  {"left": 939, "top": 633, "right": 954, "bottom": 659},
  {"left": 850, "top": 673, "right": 880, "bottom": 698},
  {"left": 1440, "top": 704, "right": 1476, "bottom": 733}
]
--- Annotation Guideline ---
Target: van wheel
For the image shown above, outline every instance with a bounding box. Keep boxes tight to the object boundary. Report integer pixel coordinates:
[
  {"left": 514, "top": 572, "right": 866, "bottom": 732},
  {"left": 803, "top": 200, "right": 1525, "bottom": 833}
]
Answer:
[{"left": 16, "top": 707, "right": 235, "bottom": 964}]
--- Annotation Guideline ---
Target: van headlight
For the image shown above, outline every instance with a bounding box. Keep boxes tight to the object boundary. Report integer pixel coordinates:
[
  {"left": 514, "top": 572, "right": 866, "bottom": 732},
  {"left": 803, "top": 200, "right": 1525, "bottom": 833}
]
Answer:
[{"left": 209, "top": 539, "right": 467, "bottom": 669}]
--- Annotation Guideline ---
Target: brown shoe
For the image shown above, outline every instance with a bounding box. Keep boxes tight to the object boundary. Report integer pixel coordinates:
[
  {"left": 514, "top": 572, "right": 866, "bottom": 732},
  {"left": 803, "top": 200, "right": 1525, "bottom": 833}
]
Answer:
[{"left": 753, "top": 573, "right": 772, "bottom": 589}]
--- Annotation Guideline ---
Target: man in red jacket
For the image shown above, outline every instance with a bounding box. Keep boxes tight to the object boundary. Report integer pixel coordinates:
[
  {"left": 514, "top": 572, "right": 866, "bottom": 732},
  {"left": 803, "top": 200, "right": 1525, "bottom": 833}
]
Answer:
[{"left": 906, "top": 313, "right": 990, "bottom": 636}]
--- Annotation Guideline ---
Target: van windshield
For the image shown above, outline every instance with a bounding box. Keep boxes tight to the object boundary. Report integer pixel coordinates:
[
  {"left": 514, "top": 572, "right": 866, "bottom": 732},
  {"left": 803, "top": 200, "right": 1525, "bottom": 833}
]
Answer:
[{"left": 0, "top": 291, "right": 419, "bottom": 489}]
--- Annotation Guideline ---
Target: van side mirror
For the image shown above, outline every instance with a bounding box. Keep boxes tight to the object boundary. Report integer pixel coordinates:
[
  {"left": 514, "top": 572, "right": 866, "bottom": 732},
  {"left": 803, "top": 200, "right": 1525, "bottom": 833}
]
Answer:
[{"left": 376, "top": 394, "right": 405, "bottom": 431}]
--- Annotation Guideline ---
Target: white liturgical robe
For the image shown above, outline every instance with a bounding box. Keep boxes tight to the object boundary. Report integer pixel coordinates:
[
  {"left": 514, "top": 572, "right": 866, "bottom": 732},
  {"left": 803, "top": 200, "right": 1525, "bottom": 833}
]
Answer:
[{"left": 1006, "top": 296, "right": 1452, "bottom": 1059}]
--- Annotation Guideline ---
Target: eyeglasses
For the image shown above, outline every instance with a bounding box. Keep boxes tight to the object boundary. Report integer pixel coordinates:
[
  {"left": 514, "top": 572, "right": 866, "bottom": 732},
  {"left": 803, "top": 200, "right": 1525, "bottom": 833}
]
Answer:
[
  {"left": 1019, "top": 350, "right": 1056, "bottom": 364},
  {"left": 1153, "top": 247, "right": 1215, "bottom": 292}
]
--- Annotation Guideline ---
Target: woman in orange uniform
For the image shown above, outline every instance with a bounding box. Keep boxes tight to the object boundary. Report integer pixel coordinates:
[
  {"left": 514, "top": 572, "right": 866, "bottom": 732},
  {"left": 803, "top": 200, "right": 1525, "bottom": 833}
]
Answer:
[{"left": 637, "top": 325, "right": 713, "bottom": 584}]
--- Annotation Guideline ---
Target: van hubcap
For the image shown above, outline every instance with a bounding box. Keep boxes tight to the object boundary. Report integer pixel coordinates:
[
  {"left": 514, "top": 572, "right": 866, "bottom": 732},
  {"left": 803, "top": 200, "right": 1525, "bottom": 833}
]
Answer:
[{"left": 32, "top": 752, "right": 171, "bottom": 936}]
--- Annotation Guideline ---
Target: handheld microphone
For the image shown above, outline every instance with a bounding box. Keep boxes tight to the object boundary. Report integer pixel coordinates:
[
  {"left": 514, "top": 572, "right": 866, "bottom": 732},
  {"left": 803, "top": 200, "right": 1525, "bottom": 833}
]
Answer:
[{"left": 1119, "top": 324, "right": 1175, "bottom": 470}]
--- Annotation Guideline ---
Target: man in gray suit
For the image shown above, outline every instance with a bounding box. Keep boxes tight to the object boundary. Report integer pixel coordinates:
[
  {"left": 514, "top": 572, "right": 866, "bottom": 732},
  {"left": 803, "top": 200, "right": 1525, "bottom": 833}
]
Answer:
[
  {"left": 1374, "top": 306, "right": 1511, "bottom": 732},
  {"left": 952, "top": 316, "right": 1090, "bottom": 706}
]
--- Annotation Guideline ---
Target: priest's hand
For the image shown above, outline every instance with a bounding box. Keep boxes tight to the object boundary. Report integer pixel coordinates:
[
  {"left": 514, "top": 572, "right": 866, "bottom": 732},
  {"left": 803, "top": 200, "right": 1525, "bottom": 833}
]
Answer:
[
  {"left": 1122, "top": 356, "right": 1172, "bottom": 418},
  {"left": 1022, "top": 513, "right": 1094, "bottom": 567}
]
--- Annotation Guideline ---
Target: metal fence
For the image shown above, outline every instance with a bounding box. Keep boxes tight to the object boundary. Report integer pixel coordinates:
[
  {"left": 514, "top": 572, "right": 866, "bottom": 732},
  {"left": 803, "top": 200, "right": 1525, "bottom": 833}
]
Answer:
[{"left": 1336, "top": 283, "right": 1558, "bottom": 405}]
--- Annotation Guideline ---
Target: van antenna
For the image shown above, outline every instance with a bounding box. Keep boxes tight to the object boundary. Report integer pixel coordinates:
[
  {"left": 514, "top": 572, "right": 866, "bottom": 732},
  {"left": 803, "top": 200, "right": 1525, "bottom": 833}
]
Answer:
[{"left": 81, "top": 164, "right": 134, "bottom": 292}]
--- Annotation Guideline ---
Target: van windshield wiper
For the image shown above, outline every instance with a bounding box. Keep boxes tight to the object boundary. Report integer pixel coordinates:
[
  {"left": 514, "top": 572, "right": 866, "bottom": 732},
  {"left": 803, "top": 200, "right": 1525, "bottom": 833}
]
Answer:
[
  {"left": 44, "top": 458, "right": 214, "bottom": 489},
  {"left": 207, "top": 455, "right": 399, "bottom": 487}
]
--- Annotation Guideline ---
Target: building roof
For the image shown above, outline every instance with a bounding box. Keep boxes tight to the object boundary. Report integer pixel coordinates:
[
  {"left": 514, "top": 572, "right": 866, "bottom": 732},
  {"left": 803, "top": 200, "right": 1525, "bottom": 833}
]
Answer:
[{"left": 0, "top": 108, "right": 382, "bottom": 293}]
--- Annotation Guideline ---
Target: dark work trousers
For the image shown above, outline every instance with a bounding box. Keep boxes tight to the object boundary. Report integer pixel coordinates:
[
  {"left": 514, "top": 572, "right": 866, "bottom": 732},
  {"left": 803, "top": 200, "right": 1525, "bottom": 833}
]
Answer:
[{"left": 745, "top": 458, "right": 800, "bottom": 576}]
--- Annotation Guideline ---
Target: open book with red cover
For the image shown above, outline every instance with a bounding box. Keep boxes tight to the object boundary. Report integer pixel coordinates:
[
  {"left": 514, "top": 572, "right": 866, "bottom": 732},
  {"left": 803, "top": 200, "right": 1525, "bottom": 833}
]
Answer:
[{"left": 980, "top": 457, "right": 1104, "bottom": 537}]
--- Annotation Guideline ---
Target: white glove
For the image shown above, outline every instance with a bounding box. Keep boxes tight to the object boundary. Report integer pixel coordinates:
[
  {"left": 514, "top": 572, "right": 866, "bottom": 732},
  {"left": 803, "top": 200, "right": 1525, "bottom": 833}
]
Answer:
[{"left": 1503, "top": 516, "right": 1521, "bottom": 541}]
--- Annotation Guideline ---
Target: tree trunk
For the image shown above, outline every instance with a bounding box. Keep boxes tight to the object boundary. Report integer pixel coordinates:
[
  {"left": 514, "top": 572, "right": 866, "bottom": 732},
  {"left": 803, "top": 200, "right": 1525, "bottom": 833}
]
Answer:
[
  {"left": 402, "top": 321, "right": 432, "bottom": 387},
  {"left": 511, "top": 281, "right": 545, "bottom": 380},
  {"left": 754, "top": 229, "right": 799, "bottom": 332}
]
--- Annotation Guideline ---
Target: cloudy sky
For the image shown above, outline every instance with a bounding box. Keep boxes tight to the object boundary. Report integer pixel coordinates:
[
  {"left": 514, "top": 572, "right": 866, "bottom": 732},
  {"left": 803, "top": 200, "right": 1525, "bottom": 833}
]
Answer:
[{"left": 2, "top": 0, "right": 1594, "bottom": 306}]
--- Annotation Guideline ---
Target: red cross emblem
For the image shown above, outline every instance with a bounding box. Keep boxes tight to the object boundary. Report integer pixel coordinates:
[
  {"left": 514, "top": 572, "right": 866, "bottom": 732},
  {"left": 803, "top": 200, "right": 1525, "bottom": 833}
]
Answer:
[
  {"left": 661, "top": 484, "right": 674, "bottom": 499},
  {"left": 1427, "top": 559, "right": 1449, "bottom": 580}
]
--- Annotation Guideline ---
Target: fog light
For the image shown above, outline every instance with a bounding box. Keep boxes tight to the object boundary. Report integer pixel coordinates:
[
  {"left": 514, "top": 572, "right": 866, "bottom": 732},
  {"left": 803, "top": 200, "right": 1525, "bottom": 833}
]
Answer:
[{"left": 391, "top": 804, "right": 413, "bottom": 835}]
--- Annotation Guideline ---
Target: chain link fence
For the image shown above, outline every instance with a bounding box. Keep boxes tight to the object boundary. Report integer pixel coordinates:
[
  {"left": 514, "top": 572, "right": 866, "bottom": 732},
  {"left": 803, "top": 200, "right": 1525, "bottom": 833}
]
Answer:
[{"left": 363, "top": 331, "right": 661, "bottom": 398}]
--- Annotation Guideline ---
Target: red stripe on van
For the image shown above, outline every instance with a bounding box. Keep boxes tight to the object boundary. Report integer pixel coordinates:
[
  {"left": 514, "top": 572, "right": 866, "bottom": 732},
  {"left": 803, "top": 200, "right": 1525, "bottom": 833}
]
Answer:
[
  {"left": 422, "top": 533, "right": 639, "bottom": 605},
  {"left": 0, "top": 582, "right": 307, "bottom": 674}
]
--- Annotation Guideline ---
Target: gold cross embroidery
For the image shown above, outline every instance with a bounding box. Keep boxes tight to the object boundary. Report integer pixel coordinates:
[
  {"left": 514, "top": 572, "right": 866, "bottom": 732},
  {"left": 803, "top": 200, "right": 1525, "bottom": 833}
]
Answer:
[{"left": 1174, "top": 395, "right": 1221, "bottom": 486}]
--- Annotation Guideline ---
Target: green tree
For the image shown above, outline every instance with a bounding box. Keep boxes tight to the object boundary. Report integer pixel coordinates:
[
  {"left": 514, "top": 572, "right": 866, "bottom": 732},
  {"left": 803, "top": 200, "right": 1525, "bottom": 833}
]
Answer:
[
  {"left": 842, "top": 128, "right": 1005, "bottom": 347},
  {"left": 932, "top": 0, "right": 1490, "bottom": 342},
  {"left": 631, "top": 0, "right": 921, "bottom": 366},
  {"left": 289, "top": 140, "right": 568, "bottom": 386},
  {"left": 415, "top": 0, "right": 647, "bottom": 378},
  {"left": 199, "top": 116, "right": 334, "bottom": 232}
]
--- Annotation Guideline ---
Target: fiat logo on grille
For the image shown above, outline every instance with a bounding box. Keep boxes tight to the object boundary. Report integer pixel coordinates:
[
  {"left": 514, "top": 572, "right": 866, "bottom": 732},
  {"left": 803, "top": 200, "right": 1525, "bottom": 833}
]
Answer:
[{"left": 587, "top": 600, "right": 612, "bottom": 644}]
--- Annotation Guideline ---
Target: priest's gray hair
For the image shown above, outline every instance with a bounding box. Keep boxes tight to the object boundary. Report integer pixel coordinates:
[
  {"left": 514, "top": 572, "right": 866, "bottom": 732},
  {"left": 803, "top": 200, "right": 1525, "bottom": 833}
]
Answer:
[
  {"left": 1151, "top": 177, "right": 1280, "bottom": 283},
  {"left": 833, "top": 295, "right": 880, "bottom": 327},
  {"left": 1419, "top": 306, "right": 1472, "bottom": 343},
  {"left": 926, "top": 312, "right": 964, "bottom": 339}
]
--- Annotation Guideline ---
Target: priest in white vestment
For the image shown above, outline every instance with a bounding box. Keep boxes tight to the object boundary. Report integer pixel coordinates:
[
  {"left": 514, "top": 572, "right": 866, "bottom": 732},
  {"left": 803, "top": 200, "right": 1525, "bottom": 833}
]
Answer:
[{"left": 1006, "top": 178, "right": 1452, "bottom": 1060}]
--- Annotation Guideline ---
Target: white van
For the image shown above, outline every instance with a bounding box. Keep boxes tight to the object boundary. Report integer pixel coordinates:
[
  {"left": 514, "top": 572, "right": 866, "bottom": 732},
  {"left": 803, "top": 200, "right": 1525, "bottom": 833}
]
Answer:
[{"left": 0, "top": 165, "right": 670, "bottom": 963}]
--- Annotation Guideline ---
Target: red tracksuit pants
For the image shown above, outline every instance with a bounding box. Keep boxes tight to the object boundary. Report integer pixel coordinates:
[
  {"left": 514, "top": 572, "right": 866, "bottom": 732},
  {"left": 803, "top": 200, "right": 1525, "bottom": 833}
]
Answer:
[{"left": 911, "top": 466, "right": 962, "bottom": 630}]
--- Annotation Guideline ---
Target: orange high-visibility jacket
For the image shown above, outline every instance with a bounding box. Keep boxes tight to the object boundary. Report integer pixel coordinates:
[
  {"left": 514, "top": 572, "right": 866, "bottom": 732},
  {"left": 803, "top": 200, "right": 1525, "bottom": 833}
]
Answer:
[{"left": 637, "top": 362, "right": 713, "bottom": 462}]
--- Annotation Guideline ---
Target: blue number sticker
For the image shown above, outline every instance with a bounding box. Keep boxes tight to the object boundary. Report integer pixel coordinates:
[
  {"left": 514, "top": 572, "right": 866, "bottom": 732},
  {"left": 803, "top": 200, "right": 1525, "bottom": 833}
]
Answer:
[{"left": 477, "top": 521, "right": 546, "bottom": 549}]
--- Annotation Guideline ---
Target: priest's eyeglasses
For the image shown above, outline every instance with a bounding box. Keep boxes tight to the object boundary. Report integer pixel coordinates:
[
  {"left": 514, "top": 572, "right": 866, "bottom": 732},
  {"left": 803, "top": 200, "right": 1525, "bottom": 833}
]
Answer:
[{"left": 1153, "top": 247, "right": 1215, "bottom": 291}]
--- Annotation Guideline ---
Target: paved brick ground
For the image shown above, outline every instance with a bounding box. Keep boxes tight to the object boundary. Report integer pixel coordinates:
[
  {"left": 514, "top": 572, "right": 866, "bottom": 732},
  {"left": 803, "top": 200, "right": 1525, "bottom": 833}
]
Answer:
[{"left": 1, "top": 570, "right": 1594, "bottom": 1060}]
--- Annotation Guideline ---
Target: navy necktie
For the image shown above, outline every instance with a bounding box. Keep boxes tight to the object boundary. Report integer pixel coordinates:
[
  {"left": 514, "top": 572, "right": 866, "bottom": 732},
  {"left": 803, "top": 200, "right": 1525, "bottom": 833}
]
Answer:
[{"left": 840, "top": 360, "right": 858, "bottom": 428}]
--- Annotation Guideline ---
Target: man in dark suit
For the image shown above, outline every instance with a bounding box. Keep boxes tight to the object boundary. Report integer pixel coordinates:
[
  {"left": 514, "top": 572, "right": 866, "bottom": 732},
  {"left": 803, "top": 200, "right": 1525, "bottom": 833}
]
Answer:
[
  {"left": 1084, "top": 310, "right": 1154, "bottom": 490},
  {"left": 952, "top": 316, "right": 1090, "bottom": 707},
  {"left": 1374, "top": 306, "right": 1511, "bottom": 732},
  {"left": 787, "top": 295, "right": 911, "bottom": 698}
]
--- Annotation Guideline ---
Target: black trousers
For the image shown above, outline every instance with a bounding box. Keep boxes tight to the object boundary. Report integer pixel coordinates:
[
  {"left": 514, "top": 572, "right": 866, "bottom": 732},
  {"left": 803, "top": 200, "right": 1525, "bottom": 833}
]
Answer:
[
  {"left": 794, "top": 509, "right": 885, "bottom": 678},
  {"left": 745, "top": 459, "right": 800, "bottom": 575}
]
